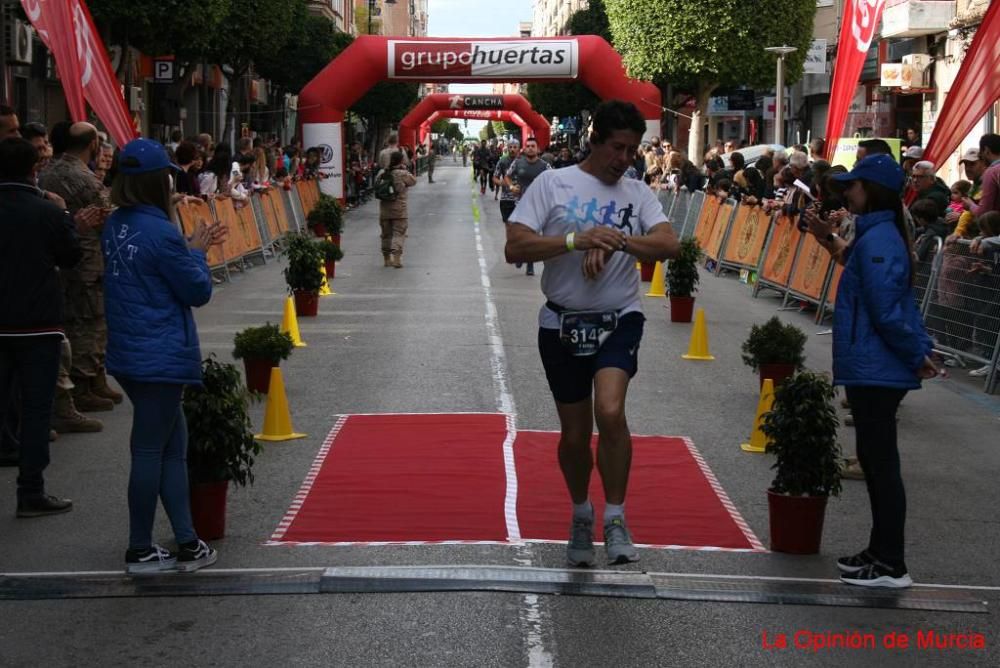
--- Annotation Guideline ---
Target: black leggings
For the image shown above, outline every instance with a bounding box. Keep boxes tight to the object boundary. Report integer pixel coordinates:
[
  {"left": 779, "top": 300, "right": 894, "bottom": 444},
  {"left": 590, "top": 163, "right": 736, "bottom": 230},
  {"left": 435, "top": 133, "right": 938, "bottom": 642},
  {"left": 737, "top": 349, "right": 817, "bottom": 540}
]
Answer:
[{"left": 845, "top": 385, "right": 908, "bottom": 569}]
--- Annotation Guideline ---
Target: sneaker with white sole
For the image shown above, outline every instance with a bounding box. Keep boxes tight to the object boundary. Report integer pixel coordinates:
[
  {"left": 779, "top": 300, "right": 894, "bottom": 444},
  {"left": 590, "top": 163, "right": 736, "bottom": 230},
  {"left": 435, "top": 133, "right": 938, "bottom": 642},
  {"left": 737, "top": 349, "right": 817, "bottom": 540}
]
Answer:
[
  {"left": 603, "top": 517, "right": 639, "bottom": 564},
  {"left": 125, "top": 544, "right": 177, "bottom": 574},
  {"left": 840, "top": 559, "right": 912, "bottom": 588},
  {"left": 566, "top": 515, "right": 596, "bottom": 567},
  {"left": 969, "top": 365, "right": 993, "bottom": 378},
  {"left": 176, "top": 539, "right": 218, "bottom": 573},
  {"left": 836, "top": 549, "right": 874, "bottom": 574}
]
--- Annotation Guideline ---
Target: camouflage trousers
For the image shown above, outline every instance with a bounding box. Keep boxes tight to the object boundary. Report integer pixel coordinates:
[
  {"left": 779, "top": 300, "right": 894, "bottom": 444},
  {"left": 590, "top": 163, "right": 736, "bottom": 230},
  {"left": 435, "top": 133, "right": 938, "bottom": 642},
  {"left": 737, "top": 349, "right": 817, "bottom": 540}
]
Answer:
[
  {"left": 63, "top": 283, "right": 108, "bottom": 381},
  {"left": 380, "top": 218, "right": 408, "bottom": 256}
]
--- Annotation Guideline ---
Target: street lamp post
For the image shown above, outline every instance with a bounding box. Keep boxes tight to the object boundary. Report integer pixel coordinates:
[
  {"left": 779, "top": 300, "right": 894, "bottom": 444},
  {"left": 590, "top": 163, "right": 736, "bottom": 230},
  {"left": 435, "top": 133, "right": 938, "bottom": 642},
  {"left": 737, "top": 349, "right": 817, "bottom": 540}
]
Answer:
[{"left": 764, "top": 45, "right": 797, "bottom": 146}]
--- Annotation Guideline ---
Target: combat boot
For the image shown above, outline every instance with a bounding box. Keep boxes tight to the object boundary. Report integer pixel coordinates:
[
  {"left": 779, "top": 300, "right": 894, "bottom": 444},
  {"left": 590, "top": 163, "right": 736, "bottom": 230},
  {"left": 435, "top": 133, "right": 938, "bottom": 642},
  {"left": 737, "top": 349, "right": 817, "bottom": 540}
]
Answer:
[
  {"left": 52, "top": 389, "right": 104, "bottom": 433},
  {"left": 383, "top": 254, "right": 392, "bottom": 267},
  {"left": 91, "top": 370, "right": 123, "bottom": 404},
  {"left": 71, "top": 379, "right": 114, "bottom": 412},
  {"left": 392, "top": 254, "right": 403, "bottom": 268}
]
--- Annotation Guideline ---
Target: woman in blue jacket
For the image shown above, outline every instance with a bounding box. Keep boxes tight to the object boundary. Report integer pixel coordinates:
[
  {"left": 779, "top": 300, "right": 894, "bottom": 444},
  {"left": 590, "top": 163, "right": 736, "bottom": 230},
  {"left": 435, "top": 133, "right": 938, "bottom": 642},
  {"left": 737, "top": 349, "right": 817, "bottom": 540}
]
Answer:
[
  {"left": 804, "top": 154, "right": 937, "bottom": 589},
  {"left": 103, "top": 139, "right": 226, "bottom": 574}
]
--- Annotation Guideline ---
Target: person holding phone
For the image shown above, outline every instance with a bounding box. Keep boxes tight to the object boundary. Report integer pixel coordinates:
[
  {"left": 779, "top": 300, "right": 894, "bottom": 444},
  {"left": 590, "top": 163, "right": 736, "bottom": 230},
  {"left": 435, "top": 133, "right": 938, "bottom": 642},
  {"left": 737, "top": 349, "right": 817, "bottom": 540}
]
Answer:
[
  {"left": 802, "top": 154, "right": 937, "bottom": 588},
  {"left": 103, "top": 139, "right": 227, "bottom": 574}
]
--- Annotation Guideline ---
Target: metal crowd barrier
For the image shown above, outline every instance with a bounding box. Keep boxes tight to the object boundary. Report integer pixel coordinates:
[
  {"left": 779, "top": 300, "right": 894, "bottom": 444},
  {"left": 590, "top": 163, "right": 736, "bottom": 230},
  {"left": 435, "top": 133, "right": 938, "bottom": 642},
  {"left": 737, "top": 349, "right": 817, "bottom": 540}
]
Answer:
[
  {"left": 922, "top": 239, "right": 1000, "bottom": 390},
  {"left": 174, "top": 180, "right": 323, "bottom": 283}
]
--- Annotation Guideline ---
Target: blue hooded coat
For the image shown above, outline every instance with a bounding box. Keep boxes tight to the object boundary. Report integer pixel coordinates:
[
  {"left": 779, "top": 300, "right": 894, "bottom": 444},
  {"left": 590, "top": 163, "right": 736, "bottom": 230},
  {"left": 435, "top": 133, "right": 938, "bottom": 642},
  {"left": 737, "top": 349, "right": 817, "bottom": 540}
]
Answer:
[
  {"left": 832, "top": 209, "right": 934, "bottom": 389},
  {"left": 102, "top": 204, "right": 212, "bottom": 385}
]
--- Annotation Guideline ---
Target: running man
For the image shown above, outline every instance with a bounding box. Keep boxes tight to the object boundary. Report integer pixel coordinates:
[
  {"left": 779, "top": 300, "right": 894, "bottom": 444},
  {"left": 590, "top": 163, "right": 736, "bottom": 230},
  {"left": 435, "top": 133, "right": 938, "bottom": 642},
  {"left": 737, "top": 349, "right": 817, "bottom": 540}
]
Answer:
[
  {"left": 505, "top": 101, "right": 680, "bottom": 566},
  {"left": 504, "top": 137, "right": 550, "bottom": 276}
]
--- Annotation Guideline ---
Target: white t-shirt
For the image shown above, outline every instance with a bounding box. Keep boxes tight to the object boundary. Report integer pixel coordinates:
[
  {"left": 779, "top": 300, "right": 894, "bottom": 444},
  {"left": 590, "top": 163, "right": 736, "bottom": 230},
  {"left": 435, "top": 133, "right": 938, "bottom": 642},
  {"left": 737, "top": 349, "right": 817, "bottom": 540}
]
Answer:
[{"left": 509, "top": 165, "right": 667, "bottom": 329}]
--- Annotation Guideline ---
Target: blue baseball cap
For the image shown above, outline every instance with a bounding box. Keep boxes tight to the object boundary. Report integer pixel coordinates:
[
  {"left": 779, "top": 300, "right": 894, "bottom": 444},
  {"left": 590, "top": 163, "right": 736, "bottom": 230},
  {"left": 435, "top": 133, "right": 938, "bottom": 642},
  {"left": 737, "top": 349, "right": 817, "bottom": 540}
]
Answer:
[
  {"left": 117, "top": 138, "right": 180, "bottom": 175},
  {"left": 832, "top": 153, "right": 905, "bottom": 192}
]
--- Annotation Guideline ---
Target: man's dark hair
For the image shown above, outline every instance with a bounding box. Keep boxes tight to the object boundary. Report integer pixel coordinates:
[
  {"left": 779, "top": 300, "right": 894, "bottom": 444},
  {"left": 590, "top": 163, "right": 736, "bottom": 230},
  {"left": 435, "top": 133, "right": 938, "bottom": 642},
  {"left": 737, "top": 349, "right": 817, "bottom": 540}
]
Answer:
[
  {"left": 524, "top": 136, "right": 538, "bottom": 145},
  {"left": 49, "top": 121, "right": 72, "bottom": 155},
  {"left": 809, "top": 137, "right": 826, "bottom": 155},
  {"left": 175, "top": 140, "right": 198, "bottom": 165},
  {"left": 859, "top": 138, "right": 894, "bottom": 157},
  {"left": 389, "top": 150, "right": 404, "bottom": 168},
  {"left": 590, "top": 100, "right": 646, "bottom": 144},
  {"left": 0, "top": 137, "right": 39, "bottom": 181},
  {"left": 21, "top": 122, "right": 47, "bottom": 141},
  {"left": 66, "top": 125, "right": 98, "bottom": 153},
  {"left": 910, "top": 198, "right": 941, "bottom": 224},
  {"left": 979, "top": 133, "right": 1000, "bottom": 156},
  {"left": 169, "top": 129, "right": 183, "bottom": 143},
  {"left": 754, "top": 155, "right": 773, "bottom": 173},
  {"left": 730, "top": 152, "right": 745, "bottom": 171}
]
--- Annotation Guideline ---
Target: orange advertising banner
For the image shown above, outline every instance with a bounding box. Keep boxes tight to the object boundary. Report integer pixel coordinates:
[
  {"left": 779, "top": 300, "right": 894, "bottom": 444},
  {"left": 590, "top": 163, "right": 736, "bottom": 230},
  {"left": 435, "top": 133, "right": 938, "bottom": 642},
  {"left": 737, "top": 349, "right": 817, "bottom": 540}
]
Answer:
[
  {"left": 176, "top": 200, "right": 225, "bottom": 267},
  {"left": 705, "top": 201, "right": 735, "bottom": 262},
  {"left": 722, "top": 206, "right": 771, "bottom": 269},
  {"left": 260, "top": 190, "right": 285, "bottom": 241},
  {"left": 693, "top": 196, "right": 721, "bottom": 248},
  {"left": 825, "top": 263, "right": 845, "bottom": 305},
  {"left": 235, "top": 202, "right": 263, "bottom": 256},
  {"left": 787, "top": 233, "right": 833, "bottom": 301},
  {"left": 759, "top": 213, "right": 804, "bottom": 288},
  {"left": 296, "top": 180, "right": 320, "bottom": 218}
]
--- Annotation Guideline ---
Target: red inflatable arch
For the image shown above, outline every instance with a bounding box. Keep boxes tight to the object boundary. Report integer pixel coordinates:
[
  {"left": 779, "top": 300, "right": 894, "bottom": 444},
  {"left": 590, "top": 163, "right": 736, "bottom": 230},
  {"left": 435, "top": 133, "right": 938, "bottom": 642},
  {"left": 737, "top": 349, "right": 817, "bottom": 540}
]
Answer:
[
  {"left": 419, "top": 109, "right": 535, "bottom": 147},
  {"left": 298, "top": 35, "right": 661, "bottom": 198},
  {"left": 403, "top": 94, "right": 551, "bottom": 151}
]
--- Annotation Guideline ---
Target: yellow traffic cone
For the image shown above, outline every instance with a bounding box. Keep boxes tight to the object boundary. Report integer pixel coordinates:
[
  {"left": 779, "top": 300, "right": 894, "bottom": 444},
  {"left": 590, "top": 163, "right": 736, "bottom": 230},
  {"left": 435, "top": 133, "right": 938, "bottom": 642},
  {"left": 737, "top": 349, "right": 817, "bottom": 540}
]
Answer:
[
  {"left": 280, "top": 296, "right": 307, "bottom": 347},
  {"left": 255, "top": 367, "right": 306, "bottom": 442},
  {"left": 645, "top": 261, "right": 666, "bottom": 298},
  {"left": 682, "top": 308, "right": 715, "bottom": 360},
  {"left": 741, "top": 379, "right": 775, "bottom": 453},
  {"left": 318, "top": 262, "right": 334, "bottom": 297}
]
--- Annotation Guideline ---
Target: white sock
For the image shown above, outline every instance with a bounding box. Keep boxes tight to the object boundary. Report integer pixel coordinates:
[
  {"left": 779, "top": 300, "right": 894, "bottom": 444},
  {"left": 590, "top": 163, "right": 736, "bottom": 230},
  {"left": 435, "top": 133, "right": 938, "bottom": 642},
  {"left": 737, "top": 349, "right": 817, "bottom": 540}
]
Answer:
[
  {"left": 572, "top": 500, "right": 593, "bottom": 519},
  {"left": 604, "top": 503, "right": 625, "bottom": 522}
]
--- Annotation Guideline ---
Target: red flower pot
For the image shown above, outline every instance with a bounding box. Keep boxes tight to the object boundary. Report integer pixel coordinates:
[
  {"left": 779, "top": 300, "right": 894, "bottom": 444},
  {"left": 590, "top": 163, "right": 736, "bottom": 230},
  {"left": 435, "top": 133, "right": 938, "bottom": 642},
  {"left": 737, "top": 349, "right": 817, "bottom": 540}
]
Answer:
[
  {"left": 767, "top": 489, "right": 828, "bottom": 554},
  {"left": 640, "top": 261, "right": 655, "bottom": 282},
  {"left": 189, "top": 480, "right": 228, "bottom": 541},
  {"left": 293, "top": 289, "right": 319, "bottom": 317},
  {"left": 243, "top": 357, "right": 277, "bottom": 394},
  {"left": 324, "top": 260, "right": 336, "bottom": 280},
  {"left": 310, "top": 222, "right": 327, "bottom": 238},
  {"left": 669, "top": 295, "right": 695, "bottom": 323},
  {"left": 758, "top": 363, "right": 797, "bottom": 390}
]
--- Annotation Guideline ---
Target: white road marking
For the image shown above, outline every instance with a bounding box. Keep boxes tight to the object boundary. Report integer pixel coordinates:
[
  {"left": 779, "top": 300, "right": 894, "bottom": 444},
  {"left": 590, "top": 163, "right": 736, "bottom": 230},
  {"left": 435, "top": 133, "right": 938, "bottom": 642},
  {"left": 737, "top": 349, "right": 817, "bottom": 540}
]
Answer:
[{"left": 471, "top": 191, "right": 554, "bottom": 668}]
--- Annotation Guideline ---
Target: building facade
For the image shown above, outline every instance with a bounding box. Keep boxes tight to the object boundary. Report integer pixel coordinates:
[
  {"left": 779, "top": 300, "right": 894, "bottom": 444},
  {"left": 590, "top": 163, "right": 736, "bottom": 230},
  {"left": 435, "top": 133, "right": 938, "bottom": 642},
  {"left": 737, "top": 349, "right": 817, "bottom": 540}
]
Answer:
[{"left": 532, "top": 0, "right": 589, "bottom": 37}]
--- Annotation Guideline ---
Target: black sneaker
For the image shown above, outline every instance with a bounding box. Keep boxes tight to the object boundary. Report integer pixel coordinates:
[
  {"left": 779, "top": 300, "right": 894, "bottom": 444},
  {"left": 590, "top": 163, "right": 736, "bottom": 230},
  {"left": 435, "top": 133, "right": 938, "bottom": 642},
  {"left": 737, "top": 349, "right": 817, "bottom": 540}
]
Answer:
[
  {"left": 16, "top": 494, "right": 73, "bottom": 518},
  {"left": 840, "top": 559, "right": 912, "bottom": 588},
  {"left": 176, "top": 539, "right": 218, "bottom": 573},
  {"left": 125, "top": 544, "right": 177, "bottom": 574},
  {"left": 837, "top": 549, "right": 874, "bottom": 574}
]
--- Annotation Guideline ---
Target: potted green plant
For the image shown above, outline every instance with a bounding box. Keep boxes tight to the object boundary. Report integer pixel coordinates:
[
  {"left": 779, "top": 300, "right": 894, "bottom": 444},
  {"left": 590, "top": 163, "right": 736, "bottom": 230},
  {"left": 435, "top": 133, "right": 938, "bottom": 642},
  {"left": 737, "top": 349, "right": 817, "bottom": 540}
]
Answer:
[
  {"left": 183, "top": 355, "right": 262, "bottom": 540},
  {"left": 232, "top": 323, "right": 294, "bottom": 394},
  {"left": 760, "top": 370, "right": 842, "bottom": 554},
  {"left": 665, "top": 236, "right": 703, "bottom": 322},
  {"left": 282, "top": 232, "right": 324, "bottom": 317},
  {"left": 307, "top": 194, "right": 344, "bottom": 243},
  {"left": 741, "top": 316, "right": 808, "bottom": 389},
  {"left": 315, "top": 239, "right": 344, "bottom": 280}
]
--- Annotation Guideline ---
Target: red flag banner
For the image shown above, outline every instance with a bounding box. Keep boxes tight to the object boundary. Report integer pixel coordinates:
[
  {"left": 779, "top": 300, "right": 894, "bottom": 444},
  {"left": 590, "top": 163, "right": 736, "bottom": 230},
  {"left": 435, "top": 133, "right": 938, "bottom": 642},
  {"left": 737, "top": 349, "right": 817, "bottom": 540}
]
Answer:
[
  {"left": 22, "top": 0, "right": 86, "bottom": 121},
  {"left": 923, "top": 0, "right": 1000, "bottom": 168},
  {"left": 823, "top": 0, "right": 888, "bottom": 159},
  {"left": 22, "top": 0, "right": 137, "bottom": 146}
]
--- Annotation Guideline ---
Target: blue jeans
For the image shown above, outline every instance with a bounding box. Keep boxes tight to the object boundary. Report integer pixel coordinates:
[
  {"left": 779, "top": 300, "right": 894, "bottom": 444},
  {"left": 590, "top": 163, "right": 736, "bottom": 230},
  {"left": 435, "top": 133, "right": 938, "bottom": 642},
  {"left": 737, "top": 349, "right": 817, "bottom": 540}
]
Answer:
[
  {"left": 117, "top": 379, "right": 198, "bottom": 549},
  {"left": 0, "top": 335, "right": 61, "bottom": 498}
]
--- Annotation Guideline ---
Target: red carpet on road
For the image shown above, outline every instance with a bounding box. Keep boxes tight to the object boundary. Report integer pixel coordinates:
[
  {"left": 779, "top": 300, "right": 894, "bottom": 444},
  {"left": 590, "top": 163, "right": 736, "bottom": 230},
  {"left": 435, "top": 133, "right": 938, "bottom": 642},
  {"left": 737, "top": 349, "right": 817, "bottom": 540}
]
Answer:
[
  {"left": 273, "top": 413, "right": 510, "bottom": 543},
  {"left": 514, "top": 431, "right": 760, "bottom": 550},
  {"left": 271, "top": 413, "right": 761, "bottom": 551}
]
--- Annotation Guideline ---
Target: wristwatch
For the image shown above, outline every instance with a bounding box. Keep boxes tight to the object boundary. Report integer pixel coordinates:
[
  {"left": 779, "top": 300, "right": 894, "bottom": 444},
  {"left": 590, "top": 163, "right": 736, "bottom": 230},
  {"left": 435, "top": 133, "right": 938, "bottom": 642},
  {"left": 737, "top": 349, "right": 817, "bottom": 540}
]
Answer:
[{"left": 825, "top": 232, "right": 840, "bottom": 243}]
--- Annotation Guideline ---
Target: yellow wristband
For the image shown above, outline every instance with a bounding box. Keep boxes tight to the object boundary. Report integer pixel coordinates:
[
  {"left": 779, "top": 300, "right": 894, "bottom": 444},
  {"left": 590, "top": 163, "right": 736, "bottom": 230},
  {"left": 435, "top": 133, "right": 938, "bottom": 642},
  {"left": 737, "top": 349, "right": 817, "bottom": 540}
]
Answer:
[{"left": 565, "top": 232, "right": 575, "bottom": 252}]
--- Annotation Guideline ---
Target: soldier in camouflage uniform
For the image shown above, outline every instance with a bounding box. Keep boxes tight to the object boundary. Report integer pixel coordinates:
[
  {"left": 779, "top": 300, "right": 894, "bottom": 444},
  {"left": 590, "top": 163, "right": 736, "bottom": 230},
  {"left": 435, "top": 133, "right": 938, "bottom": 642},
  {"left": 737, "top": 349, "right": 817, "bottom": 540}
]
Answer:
[{"left": 37, "top": 123, "right": 121, "bottom": 424}]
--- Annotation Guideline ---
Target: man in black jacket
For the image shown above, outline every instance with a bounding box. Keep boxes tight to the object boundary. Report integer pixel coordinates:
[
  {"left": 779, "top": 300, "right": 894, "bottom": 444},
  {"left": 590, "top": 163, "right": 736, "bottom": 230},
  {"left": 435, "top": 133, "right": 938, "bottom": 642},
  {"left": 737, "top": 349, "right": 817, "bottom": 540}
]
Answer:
[{"left": 0, "top": 137, "right": 96, "bottom": 517}]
